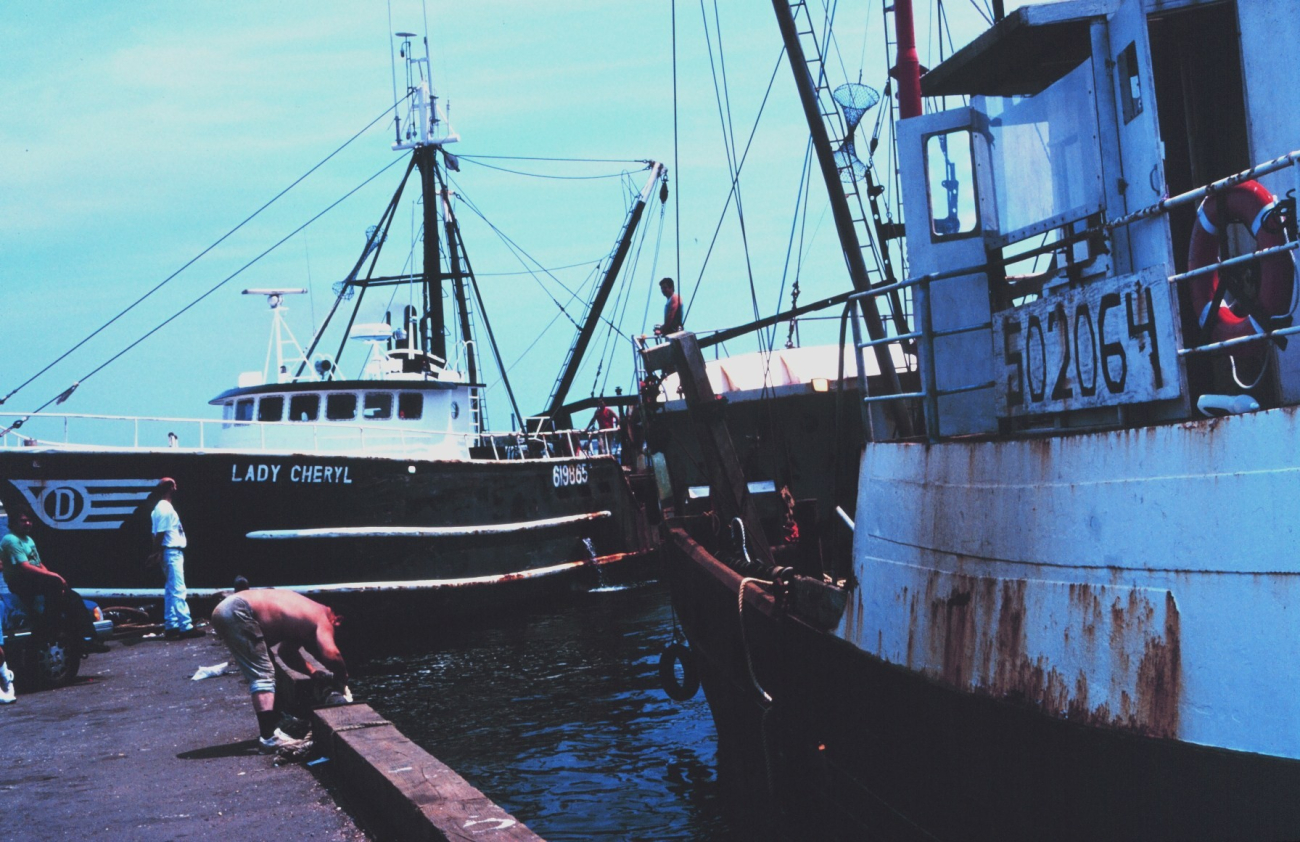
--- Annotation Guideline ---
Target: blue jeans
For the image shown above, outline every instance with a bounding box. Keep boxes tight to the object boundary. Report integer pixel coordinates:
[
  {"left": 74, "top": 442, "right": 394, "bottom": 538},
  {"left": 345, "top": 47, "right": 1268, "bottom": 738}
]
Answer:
[
  {"left": 0, "top": 592, "right": 31, "bottom": 647},
  {"left": 162, "top": 549, "right": 193, "bottom": 631}
]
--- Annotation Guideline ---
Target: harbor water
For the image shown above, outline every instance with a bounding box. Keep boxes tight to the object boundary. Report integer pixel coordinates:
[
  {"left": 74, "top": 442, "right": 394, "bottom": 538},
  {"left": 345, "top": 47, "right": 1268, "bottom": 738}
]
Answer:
[{"left": 353, "top": 578, "right": 743, "bottom": 841}]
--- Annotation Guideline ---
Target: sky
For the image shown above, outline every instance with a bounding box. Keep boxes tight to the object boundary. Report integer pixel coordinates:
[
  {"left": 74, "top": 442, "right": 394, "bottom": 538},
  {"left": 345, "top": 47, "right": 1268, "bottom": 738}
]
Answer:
[{"left": 1, "top": 0, "right": 1017, "bottom": 435}]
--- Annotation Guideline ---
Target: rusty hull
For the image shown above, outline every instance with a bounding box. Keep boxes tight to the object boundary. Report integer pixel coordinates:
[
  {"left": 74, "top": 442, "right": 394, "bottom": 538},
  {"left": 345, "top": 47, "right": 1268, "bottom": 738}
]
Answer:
[
  {"left": 843, "top": 405, "right": 1300, "bottom": 756},
  {"left": 846, "top": 558, "right": 1182, "bottom": 738}
]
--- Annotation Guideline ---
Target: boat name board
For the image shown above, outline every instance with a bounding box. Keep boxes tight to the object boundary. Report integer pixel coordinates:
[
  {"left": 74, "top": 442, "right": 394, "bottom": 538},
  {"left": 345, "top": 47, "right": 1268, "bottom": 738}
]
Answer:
[
  {"left": 991, "top": 266, "right": 1181, "bottom": 417},
  {"left": 552, "top": 463, "right": 590, "bottom": 488},
  {"left": 230, "top": 463, "right": 353, "bottom": 484}
]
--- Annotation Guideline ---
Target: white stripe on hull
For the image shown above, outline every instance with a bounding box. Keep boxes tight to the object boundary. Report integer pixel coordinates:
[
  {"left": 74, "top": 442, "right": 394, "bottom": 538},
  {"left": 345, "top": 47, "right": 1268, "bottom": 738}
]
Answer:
[{"left": 245, "top": 510, "right": 611, "bottom": 540}]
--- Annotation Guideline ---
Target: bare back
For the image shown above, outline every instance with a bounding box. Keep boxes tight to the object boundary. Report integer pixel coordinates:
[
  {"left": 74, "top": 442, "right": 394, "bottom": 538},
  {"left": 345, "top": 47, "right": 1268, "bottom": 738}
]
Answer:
[{"left": 236, "top": 588, "right": 346, "bottom": 680}]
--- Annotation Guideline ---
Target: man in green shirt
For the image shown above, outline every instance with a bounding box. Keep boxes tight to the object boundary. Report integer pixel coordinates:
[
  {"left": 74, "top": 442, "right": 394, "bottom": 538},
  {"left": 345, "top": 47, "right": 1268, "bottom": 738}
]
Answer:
[{"left": 1, "top": 509, "right": 108, "bottom": 653}]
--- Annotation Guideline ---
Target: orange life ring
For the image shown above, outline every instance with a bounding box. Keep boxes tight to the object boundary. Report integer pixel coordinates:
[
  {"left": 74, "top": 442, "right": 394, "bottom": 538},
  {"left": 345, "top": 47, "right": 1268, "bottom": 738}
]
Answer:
[{"left": 1187, "top": 180, "right": 1293, "bottom": 354}]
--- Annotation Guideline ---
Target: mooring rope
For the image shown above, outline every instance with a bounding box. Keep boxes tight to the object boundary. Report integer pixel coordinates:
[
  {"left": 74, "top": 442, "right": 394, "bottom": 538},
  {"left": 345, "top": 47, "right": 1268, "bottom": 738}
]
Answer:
[{"left": 737, "top": 576, "right": 774, "bottom": 705}]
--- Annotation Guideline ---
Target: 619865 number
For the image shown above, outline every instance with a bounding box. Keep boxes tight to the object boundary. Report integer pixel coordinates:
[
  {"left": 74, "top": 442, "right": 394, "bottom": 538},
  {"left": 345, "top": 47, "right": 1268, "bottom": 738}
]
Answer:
[{"left": 553, "top": 463, "right": 589, "bottom": 488}]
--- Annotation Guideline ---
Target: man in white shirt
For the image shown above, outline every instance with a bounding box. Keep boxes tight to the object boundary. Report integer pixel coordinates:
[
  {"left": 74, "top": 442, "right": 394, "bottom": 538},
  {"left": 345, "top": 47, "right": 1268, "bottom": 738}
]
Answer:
[{"left": 149, "top": 478, "right": 203, "bottom": 639}]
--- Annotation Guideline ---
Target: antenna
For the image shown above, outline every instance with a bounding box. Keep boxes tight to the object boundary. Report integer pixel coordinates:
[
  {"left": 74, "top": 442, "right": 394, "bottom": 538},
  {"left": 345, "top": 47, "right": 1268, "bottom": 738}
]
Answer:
[
  {"left": 388, "top": 1, "right": 400, "bottom": 144},
  {"left": 242, "top": 289, "right": 312, "bottom": 383},
  {"left": 391, "top": 26, "right": 459, "bottom": 151}
]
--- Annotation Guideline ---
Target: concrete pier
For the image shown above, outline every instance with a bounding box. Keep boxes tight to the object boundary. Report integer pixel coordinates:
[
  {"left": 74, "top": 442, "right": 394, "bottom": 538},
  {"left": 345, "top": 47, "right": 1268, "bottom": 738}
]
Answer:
[
  {"left": 315, "top": 704, "right": 543, "bottom": 842},
  {"left": 1, "top": 631, "right": 541, "bottom": 841},
  {"left": 1, "top": 632, "right": 364, "bottom": 839}
]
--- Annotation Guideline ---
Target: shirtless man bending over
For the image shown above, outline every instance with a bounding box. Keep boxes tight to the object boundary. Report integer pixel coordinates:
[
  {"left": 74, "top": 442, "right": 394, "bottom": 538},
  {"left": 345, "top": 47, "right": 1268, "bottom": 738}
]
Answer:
[{"left": 210, "top": 587, "right": 349, "bottom": 751}]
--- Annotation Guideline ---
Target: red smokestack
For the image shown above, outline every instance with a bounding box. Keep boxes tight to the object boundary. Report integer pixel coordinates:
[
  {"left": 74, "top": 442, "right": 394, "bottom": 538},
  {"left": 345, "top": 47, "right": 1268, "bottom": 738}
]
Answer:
[{"left": 893, "top": 0, "right": 923, "bottom": 119}]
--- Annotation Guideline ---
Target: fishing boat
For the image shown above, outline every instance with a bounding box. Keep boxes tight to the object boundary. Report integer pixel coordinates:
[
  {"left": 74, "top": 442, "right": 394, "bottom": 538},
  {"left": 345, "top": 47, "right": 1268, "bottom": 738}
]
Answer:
[
  {"left": 0, "top": 33, "right": 661, "bottom": 626},
  {"left": 648, "top": 0, "right": 1300, "bottom": 838}
]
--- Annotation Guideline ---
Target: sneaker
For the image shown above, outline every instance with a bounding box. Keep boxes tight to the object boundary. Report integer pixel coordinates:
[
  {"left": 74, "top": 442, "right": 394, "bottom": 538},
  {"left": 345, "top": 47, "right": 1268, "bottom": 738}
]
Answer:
[
  {"left": 259, "top": 728, "right": 308, "bottom": 753},
  {"left": 0, "top": 664, "right": 14, "bottom": 704},
  {"left": 276, "top": 713, "right": 311, "bottom": 740},
  {"left": 164, "top": 627, "right": 206, "bottom": 640}
]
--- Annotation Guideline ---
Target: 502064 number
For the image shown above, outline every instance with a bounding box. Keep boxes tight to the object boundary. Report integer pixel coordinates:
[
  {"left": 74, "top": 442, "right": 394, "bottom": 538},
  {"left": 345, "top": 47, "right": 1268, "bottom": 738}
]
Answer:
[{"left": 993, "top": 270, "right": 1179, "bottom": 416}]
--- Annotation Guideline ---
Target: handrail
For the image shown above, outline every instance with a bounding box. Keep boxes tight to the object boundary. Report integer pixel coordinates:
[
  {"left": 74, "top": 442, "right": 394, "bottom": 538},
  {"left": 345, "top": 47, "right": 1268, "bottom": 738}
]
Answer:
[
  {"left": 1168, "top": 240, "right": 1300, "bottom": 286},
  {"left": 0, "top": 410, "right": 620, "bottom": 463},
  {"left": 848, "top": 270, "right": 995, "bottom": 441},
  {"left": 1107, "top": 148, "right": 1300, "bottom": 231},
  {"left": 842, "top": 150, "right": 1300, "bottom": 439}
]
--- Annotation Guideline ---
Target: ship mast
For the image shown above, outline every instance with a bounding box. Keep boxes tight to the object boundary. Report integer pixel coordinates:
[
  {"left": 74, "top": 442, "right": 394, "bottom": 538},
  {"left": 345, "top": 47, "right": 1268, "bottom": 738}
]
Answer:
[
  {"left": 770, "top": 1, "right": 912, "bottom": 419},
  {"left": 392, "top": 31, "right": 460, "bottom": 365},
  {"left": 544, "top": 162, "right": 667, "bottom": 424}
]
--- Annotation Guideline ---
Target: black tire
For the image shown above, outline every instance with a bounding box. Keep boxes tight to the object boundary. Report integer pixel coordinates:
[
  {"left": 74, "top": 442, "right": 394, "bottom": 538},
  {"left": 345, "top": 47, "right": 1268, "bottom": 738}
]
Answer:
[
  {"left": 34, "top": 633, "right": 81, "bottom": 688},
  {"left": 658, "top": 640, "right": 700, "bottom": 702}
]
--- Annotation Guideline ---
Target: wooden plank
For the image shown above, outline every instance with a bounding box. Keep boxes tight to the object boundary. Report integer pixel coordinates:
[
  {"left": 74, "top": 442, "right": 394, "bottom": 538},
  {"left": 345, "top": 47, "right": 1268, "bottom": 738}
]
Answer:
[{"left": 314, "top": 704, "right": 543, "bottom": 842}]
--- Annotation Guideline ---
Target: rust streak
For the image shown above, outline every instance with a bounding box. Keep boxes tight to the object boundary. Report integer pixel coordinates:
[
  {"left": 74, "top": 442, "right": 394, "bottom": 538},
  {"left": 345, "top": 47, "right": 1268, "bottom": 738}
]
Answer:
[{"left": 1135, "top": 592, "right": 1182, "bottom": 739}]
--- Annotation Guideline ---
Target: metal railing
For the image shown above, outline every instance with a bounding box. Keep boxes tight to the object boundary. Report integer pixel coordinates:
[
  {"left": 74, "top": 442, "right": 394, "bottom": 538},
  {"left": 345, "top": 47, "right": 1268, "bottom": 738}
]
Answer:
[
  {"left": 0, "top": 411, "right": 618, "bottom": 463},
  {"left": 1133, "top": 149, "right": 1300, "bottom": 358},
  {"left": 848, "top": 268, "right": 994, "bottom": 441},
  {"left": 847, "top": 148, "right": 1300, "bottom": 443}
]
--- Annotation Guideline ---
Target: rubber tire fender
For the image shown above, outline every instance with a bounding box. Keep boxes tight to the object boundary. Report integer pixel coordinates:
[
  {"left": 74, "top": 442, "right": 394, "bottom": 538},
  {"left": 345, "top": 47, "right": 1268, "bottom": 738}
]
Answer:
[{"left": 658, "top": 640, "right": 700, "bottom": 702}]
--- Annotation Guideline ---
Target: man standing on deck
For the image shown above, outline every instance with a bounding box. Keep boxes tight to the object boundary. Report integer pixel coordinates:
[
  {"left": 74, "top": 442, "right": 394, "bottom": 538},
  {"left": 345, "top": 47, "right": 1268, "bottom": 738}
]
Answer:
[
  {"left": 1, "top": 508, "right": 108, "bottom": 654},
  {"left": 210, "top": 587, "right": 350, "bottom": 750},
  {"left": 149, "top": 478, "right": 203, "bottom": 639},
  {"left": 655, "top": 277, "right": 683, "bottom": 336}
]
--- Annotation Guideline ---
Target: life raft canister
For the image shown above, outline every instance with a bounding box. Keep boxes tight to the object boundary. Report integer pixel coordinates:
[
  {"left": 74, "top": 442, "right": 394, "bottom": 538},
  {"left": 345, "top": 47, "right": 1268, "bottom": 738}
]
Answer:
[{"left": 1187, "top": 179, "right": 1294, "bottom": 354}]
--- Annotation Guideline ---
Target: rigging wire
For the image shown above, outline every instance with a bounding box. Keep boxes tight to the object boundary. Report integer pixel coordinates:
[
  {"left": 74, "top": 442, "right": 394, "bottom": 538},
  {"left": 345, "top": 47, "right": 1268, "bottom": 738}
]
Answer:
[
  {"left": 767, "top": 139, "right": 816, "bottom": 352},
  {"left": 672, "top": 0, "right": 682, "bottom": 322},
  {"left": 0, "top": 97, "right": 408, "bottom": 407},
  {"left": 969, "top": 0, "right": 994, "bottom": 26},
  {"left": 450, "top": 179, "right": 638, "bottom": 345},
  {"left": 682, "top": 47, "right": 786, "bottom": 323},
  {"left": 702, "top": 0, "right": 765, "bottom": 354},
  {"left": 857, "top": 0, "right": 875, "bottom": 76},
  {"left": 457, "top": 154, "right": 649, "bottom": 164},
  {"left": 636, "top": 192, "right": 669, "bottom": 337},
  {"left": 477, "top": 259, "right": 601, "bottom": 277},
  {"left": 450, "top": 187, "right": 588, "bottom": 333},
  {"left": 817, "top": 0, "right": 850, "bottom": 86},
  {"left": 458, "top": 158, "right": 644, "bottom": 180},
  {"left": 387, "top": 1, "right": 400, "bottom": 142},
  {"left": 14, "top": 154, "right": 411, "bottom": 424}
]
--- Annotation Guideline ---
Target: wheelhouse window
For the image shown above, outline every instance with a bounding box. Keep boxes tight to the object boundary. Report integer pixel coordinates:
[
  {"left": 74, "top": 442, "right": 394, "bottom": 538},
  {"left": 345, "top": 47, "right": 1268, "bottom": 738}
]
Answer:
[
  {"left": 363, "top": 392, "right": 393, "bottom": 420},
  {"left": 925, "top": 130, "right": 978, "bottom": 238},
  {"left": 326, "top": 393, "right": 357, "bottom": 421},
  {"left": 398, "top": 392, "right": 423, "bottom": 420},
  {"left": 235, "top": 399, "right": 255, "bottom": 422},
  {"left": 289, "top": 394, "right": 319, "bottom": 422},
  {"left": 258, "top": 396, "right": 284, "bottom": 422}
]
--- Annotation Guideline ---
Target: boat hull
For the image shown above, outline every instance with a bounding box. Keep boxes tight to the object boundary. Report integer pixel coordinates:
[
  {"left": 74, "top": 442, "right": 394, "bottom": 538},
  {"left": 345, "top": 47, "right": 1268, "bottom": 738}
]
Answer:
[
  {"left": 666, "top": 525, "right": 1300, "bottom": 841},
  {"left": 0, "top": 447, "right": 657, "bottom": 620}
]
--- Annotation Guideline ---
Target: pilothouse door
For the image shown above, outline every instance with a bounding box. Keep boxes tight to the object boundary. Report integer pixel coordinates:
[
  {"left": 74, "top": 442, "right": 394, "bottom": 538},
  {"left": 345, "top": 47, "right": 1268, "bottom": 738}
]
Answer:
[{"left": 1106, "top": 0, "right": 1173, "bottom": 275}]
